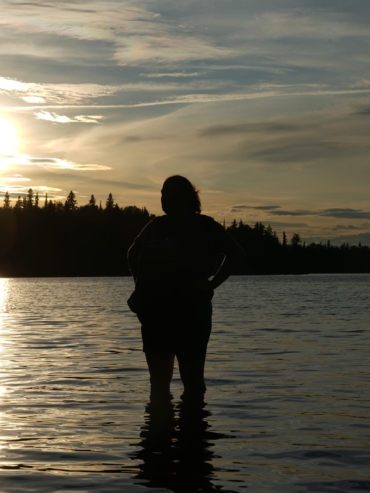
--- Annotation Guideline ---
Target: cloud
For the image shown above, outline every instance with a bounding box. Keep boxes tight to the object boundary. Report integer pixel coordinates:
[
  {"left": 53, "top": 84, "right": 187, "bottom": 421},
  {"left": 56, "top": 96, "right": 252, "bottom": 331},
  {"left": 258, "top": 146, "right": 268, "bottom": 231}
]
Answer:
[
  {"left": 263, "top": 221, "right": 308, "bottom": 229},
  {"left": 354, "top": 104, "right": 370, "bottom": 116},
  {"left": 0, "top": 2, "right": 229, "bottom": 64},
  {"left": 0, "top": 76, "right": 230, "bottom": 107},
  {"left": 267, "top": 208, "right": 370, "bottom": 219},
  {"left": 2, "top": 81, "right": 370, "bottom": 113},
  {"left": 320, "top": 208, "right": 370, "bottom": 219},
  {"left": 0, "top": 152, "right": 111, "bottom": 171},
  {"left": 269, "top": 209, "right": 313, "bottom": 217},
  {"left": 34, "top": 111, "right": 103, "bottom": 124},
  {"left": 249, "top": 140, "right": 355, "bottom": 164},
  {"left": 230, "top": 204, "right": 281, "bottom": 212},
  {"left": 228, "top": 10, "right": 370, "bottom": 41},
  {"left": 199, "top": 122, "right": 310, "bottom": 137},
  {"left": 227, "top": 206, "right": 370, "bottom": 220},
  {"left": 1, "top": 174, "right": 30, "bottom": 182},
  {"left": 332, "top": 224, "right": 362, "bottom": 231},
  {"left": 142, "top": 72, "right": 200, "bottom": 78},
  {"left": 44, "top": 171, "right": 155, "bottom": 191},
  {"left": 352, "top": 79, "right": 370, "bottom": 89},
  {"left": 22, "top": 96, "right": 46, "bottom": 103},
  {"left": 0, "top": 77, "right": 121, "bottom": 104},
  {"left": 0, "top": 183, "right": 63, "bottom": 196}
]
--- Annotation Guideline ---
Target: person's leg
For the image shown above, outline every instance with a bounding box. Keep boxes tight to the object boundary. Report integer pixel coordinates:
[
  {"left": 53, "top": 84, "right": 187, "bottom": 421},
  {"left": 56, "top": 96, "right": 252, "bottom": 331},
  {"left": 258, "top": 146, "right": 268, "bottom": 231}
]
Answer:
[
  {"left": 176, "top": 352, "right": 207, "bottom": 401},
  {"left": 145, "top": 351, "right": 175, "bottom": 400}
]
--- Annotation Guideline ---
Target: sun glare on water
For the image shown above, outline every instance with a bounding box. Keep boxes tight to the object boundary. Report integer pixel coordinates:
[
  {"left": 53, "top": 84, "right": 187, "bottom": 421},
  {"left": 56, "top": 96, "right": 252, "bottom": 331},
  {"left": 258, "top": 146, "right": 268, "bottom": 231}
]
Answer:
[{"left": 0, "top": 278, "right": 8, "bottom": 318}]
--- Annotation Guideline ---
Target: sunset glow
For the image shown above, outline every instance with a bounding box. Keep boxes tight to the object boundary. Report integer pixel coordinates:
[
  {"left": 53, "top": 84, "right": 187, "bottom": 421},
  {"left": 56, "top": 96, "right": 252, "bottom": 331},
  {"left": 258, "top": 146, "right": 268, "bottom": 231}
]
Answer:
[
  {"left": 0, "top": 117, "right": 18, "bottom": 157},
  {"left": 0, "top": 1, "right": 369, "bottom": 245}
]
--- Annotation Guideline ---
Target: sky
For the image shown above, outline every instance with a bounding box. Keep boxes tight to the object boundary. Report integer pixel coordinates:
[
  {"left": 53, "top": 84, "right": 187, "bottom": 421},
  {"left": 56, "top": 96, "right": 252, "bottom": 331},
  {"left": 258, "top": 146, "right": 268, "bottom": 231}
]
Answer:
[{"left": 0, "top": 0, "right": 370, "bottom": 245}]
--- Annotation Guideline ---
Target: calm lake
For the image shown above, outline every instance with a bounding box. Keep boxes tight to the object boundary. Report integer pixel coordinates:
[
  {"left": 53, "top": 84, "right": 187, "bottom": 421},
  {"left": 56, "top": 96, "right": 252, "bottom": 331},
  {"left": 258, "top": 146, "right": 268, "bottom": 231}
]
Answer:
[{"left": 0, "top": 275, "right": 369, "bottom": 493}]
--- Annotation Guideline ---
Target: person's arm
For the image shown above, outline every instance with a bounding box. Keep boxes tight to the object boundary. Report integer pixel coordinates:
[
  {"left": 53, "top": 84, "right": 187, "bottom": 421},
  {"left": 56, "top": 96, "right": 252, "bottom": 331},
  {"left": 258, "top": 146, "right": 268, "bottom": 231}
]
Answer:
[
  {"left": 193, "top": 220, "right": 245, "bottom": 291},
  {"left": 210, "top": 244, "right": 245, "bottom": 290},
  {"left": 127, "top": 240, "right": 140, "bottom": 283},
  {"left": 127, "top": 219, "right": 154, "bottom": 284}
]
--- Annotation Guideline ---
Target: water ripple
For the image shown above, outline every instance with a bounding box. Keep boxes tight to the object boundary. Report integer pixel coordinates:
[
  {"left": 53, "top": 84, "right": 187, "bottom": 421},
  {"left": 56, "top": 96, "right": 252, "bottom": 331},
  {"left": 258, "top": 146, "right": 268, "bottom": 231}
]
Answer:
[{"left": 0, "top": 275, "right": 369, "bottom": 492}]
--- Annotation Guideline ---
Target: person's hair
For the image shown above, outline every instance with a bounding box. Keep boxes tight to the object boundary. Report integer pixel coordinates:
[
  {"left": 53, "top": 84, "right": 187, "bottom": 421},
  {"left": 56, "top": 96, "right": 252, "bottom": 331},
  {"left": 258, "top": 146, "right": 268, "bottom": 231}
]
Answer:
[{"left": 162, "top": 175, "right": 201, "bottom": 214}]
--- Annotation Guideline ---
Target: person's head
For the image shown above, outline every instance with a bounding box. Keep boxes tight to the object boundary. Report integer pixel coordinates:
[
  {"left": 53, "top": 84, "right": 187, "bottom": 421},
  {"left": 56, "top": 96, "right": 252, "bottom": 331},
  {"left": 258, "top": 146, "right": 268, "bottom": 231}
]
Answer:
[{"left": 161, "top": 175, "right": 201, "bottom": 215}]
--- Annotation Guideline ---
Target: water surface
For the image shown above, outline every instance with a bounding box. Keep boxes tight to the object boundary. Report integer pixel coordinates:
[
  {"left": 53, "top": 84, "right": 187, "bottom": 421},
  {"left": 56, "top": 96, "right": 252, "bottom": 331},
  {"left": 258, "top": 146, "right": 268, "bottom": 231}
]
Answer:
[{"left": 0, "top": 275, "right": 369, "bottom": 492}]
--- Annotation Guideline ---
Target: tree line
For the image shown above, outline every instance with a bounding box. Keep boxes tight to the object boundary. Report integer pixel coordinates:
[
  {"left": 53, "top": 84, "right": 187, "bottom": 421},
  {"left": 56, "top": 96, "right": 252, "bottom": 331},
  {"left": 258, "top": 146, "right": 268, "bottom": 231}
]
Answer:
[{"left": 0, "top": 189, "right": 369, "bottom": 276}]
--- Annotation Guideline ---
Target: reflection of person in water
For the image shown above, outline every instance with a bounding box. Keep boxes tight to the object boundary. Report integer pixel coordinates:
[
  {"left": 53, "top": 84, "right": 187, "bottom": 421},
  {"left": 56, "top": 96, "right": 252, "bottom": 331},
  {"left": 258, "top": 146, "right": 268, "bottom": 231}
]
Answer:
[
  {"left": 130, "top": 400, "right": 237, "bottom": 492},
  {"left": 128, "top": 175, "right": 244, "bottom": 401}
]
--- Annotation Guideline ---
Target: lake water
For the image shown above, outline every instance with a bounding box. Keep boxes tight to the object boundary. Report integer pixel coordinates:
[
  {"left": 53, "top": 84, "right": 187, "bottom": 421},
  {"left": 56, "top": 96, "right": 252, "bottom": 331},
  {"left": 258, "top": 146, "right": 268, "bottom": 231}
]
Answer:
[{"left": 0, "top": 275, "right": 369, "bottom": 493}]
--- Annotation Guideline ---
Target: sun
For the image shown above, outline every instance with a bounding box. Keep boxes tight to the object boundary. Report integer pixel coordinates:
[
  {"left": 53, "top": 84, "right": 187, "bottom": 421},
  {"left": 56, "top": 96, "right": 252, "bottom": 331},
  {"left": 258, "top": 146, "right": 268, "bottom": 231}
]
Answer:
[{"left": 0, "top": 116, "right": 18, "bottom": 155}]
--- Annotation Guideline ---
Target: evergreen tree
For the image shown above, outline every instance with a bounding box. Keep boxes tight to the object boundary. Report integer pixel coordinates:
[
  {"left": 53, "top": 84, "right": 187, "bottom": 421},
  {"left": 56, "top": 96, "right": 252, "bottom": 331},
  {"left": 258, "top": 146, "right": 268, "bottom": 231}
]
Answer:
[
  {"left": 3, "top": 191, "right": 11, "bottom": 209},
  {"left": 291, "top": 233, "right": 302, "bottom": 247},
  {"left": 122, "top": 205, "right": 142, "bottom": 215},
  {"left": 65, "top": 191, "right": 77, "bottom": 211},
  {"left": 105, "top": 193, "right": 114, "bottom": 209},
  {"left": 230, "top": 219, "right": 238, "bottom": 231},
  {"left": 47, "top": 200, "right": 56, "bottom": 212},
  {"left": 26, "top": 188, "right": 34, "bottom": 208},
  {"left": 35, "top": 192, "right": 39, "bottom": 208},
  {"left": 14, "top": 195, "right": 23, "bottom": 210},
  {"left": 89, "top": 194, "right": 96, "bottom": 207},
  {"left": 282, "top": 231, "right": 287, "bottom": 247},
  {"left": 44, "top": 193, "right": 48, "bottom": 208}
]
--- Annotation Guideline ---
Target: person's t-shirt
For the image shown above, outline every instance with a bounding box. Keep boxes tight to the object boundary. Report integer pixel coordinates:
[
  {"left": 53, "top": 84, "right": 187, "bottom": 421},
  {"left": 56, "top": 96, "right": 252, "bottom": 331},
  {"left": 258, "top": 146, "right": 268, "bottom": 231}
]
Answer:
[{"left": 129, "top": 213, "right": 241, "bottom": 299}]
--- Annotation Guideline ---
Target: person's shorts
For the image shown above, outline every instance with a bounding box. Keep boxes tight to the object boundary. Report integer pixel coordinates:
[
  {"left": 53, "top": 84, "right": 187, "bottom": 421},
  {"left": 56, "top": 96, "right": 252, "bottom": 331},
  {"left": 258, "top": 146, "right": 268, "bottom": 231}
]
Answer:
[{"left": 138, "top": 295, "right": 212, "bottom": 355}]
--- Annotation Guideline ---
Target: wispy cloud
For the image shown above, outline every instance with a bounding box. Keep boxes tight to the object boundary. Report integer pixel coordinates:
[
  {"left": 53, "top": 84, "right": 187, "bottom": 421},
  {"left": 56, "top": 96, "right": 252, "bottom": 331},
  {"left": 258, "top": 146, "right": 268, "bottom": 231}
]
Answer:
[
  {"left": 34, "top": 111, "right": 103, "bottom": 124},
  {"left": 269, "top": 208, "right": 370, "bottom": 220},
  {"left": 1, "top": 174, "right": 30, "bottom": 182},
  {"left": 230, "top": 10, "right": 370, "bottom": 41},
  {"left": 0, "top": 182, "right": 63, "bottom": 196},
  {"left": 267, "top": 209, "right": 313, "bottom": 217},
  {"left": 332, "top": 224, "right": 362, "bottom": 231},
  {"left": 231, "top": 204, "right": 281, "bottom": 212},
  {"left": 199, "top": 122, "right": 313, "bottom": 137},
  {"left": 0, "top": 1, "right": 229, "bottom": 64},
  {"left": 228, "top": 205, "right": 370, "bottom": 220},
  {"left": 1, "top": 76, "right": 370, "bottom": 114},
  {"left": 320, "top": 208, "right": 370, "bottom": 220},
  {"left": 142, "top": 72, "right": 201, "bottom": 78},
  {"left": 0, "top": 153, "right": 111, "bottom": 171},
  {"left": 354, "top": 104, "right": 370, "bottom": 116},
  {"left": 0, "top": 77, "right": 168, "bottom": 104},
  {"left": 0, "top": 77, "right": 120, "bottom": 104},
  {"left": 0, "top": 76, "right": 229, "bottom": 106},
  {"left": 23, "top": 96, "right": 46, "bottom": 103}
]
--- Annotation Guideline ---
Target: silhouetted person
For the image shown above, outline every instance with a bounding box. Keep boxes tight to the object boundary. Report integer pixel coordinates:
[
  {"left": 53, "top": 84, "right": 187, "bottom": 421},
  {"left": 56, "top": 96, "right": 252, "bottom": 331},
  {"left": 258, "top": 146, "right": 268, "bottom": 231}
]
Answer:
[{"left": 128, "top": 175, "right": 244, "bottom": 402}]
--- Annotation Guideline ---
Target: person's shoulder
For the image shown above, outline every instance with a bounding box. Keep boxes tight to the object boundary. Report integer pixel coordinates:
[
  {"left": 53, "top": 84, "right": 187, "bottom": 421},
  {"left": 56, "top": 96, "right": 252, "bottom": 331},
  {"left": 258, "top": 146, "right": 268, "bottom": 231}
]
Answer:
[
  {"left": 197, "top": 214, "right": 223, "bottom": 229},
  {"left": 196, "top": 213, "right": 215, "bottom": 223},
  {"left": 142, "top": 215, "right": 168, "bottom": 234},
  {"left": 145, "top": 215, "right": 167, "bottom": 226},
  {"left": 154, "top": 215, "right": 168, "bottom": 222}
]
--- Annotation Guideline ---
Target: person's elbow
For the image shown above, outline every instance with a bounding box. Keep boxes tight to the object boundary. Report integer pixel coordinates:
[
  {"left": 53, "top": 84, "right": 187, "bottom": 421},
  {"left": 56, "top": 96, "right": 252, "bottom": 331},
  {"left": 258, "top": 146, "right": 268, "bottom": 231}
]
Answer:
[
  {"left": 231, "top": 243, "right": 245, "bottom": 262},
  {"left": 223, "top": 244, "right": 245, "bottom": 266},
  {"left": 127, "top": 244, "right": 139, "bottom": 273}
]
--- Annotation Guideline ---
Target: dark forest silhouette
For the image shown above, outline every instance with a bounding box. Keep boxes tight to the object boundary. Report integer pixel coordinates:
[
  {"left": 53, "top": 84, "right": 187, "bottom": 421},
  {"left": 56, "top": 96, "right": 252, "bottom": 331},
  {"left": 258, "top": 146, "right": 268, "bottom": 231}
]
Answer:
[{"left": 0, "top": 189, "right": 369, "bottom": 276}]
